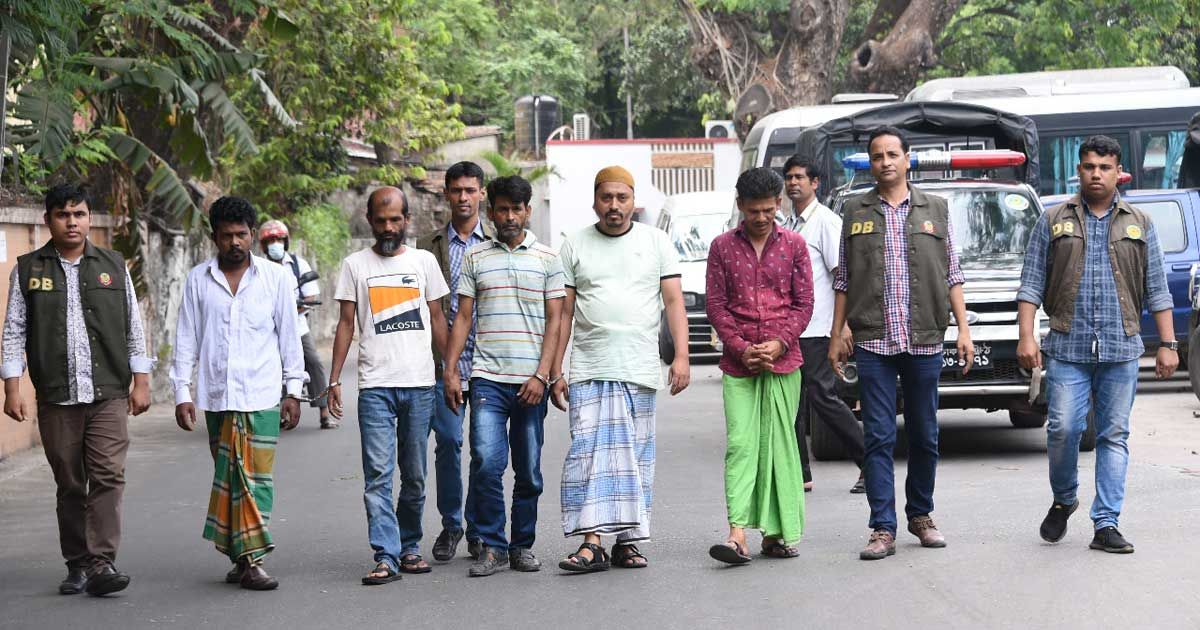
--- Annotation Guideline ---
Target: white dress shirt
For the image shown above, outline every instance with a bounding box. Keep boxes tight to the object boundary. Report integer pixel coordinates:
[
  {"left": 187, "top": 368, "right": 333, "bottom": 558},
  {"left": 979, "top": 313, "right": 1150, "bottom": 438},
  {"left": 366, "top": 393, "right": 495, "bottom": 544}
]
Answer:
[
  {"left": 797, "top": 198, "right": 842, "bottom": 338},
  {"left": 278, "top": 251, "right": 319, "bottom": 337},
  {"left": 170, "top": 255, "right": 305, "bottom": 411}
]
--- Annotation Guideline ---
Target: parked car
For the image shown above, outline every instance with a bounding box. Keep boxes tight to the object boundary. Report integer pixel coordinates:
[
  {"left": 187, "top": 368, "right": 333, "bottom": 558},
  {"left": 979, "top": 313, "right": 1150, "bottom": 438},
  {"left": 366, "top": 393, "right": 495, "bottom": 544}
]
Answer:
[
  {"left": 1189, "top": 262, "right": 1200, "bottom": 400},
  {"left": 1040, "top": 187, "right": 1200, "bottom": 369},
  {"left": 655, "top": 190, "right": 735, "bottom": 364}
]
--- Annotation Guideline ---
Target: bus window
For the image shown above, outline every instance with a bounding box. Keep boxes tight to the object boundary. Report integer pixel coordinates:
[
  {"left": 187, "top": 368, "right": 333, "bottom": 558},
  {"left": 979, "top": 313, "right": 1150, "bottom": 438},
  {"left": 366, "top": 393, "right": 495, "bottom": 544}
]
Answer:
[
  {"left": 1139, "top": 130, "right": 1187, "bottom": 189},
  {"left": 1139, "top": 200, "right": 1188, "bottom": 253},
  {"left": 1039, "top": 133, "right": 1132, "bottom": 195}
]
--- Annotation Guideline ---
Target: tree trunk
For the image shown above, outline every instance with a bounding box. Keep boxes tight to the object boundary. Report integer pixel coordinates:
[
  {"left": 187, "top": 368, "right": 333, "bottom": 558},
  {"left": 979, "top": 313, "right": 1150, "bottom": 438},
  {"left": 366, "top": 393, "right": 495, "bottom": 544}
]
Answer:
[{"left": 847, "top": 0, "right": 964, "bottom": 96}]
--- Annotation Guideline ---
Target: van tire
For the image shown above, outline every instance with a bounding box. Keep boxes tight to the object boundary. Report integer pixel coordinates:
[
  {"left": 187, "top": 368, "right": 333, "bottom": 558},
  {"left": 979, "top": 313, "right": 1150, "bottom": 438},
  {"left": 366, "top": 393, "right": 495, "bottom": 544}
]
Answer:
[
  {"left": 1189, "top": 325, "right": 1200, "bottom": 403},
  {"left": 1008, "top": 399, "right": 1047, "bottom": 428},
  {"left": 810, "top": 414, "right": 850, "bottom": 461}
]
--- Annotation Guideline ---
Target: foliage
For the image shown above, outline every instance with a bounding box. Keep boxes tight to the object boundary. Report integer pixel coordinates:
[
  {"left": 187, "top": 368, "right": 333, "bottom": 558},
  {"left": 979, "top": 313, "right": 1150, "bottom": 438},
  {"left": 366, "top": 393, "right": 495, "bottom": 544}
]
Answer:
[
  {"left": 621, "top": 19, "right": 727, "bottom": 135},
  {"left": 481, "top": 151, "right": 559, "bottom": 183},
  {"left": 288, "top": 202, "right": 351, "bottom": 272}
]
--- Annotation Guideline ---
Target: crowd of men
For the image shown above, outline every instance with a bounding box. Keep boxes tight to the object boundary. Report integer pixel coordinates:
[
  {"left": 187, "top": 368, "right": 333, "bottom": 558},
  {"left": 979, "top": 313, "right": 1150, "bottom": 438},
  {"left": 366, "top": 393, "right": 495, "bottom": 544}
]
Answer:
[{"left": 2, "top": 128, "right": 1176, "bottom": 595}]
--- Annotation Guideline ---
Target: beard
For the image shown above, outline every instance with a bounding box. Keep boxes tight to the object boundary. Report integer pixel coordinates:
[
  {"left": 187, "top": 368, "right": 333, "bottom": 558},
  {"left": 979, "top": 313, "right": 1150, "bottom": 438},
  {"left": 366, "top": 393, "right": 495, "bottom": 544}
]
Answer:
[{"left": 375, "top": 230, "right": 405, "bottom": 254}]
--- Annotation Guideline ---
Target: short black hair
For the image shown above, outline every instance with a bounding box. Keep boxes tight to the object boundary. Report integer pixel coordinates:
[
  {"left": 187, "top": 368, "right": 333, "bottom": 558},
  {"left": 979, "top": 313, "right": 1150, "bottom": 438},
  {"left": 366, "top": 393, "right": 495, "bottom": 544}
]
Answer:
[
  {"left": 735, "top": 167, "right": 784, "bottom": 200},
  {"left": 45, "top": 183, "right": 90, "bottom": 214},
  {"left": 1079, "top": 135, "right": 1122, "bottom": 163},
  {"left": 781, "top": 155, "right": 822, "bottom": 181},
  {"left": 487, "top": 175, "right": 533, "bottom": 207},
  {"left": 209, "top": 196, "right": 257, "bottom": 233},
  {"left": 445, "top": 161, "right": 485, "bottom": 187},
  {"left": 868, "top": 126, "right": 910, "bottom": 153},
  {"left": 366, "top": 187, "right": 410, "bottom": 217}
]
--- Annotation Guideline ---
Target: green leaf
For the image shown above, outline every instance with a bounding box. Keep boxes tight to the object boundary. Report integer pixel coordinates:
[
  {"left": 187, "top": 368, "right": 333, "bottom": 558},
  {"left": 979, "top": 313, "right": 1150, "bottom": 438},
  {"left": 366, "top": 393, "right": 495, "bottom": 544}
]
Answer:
[
  {"left": 261, "top": 7, "right": 300, "bottom": 41},
  {"left": 198, "top": 82, "right": 258, "bottom": 156},
  {"left": 9, "top": 79, "right": 75, "bottom": 169},
  {"left": 168, "top": 111, "right": 215, "bottom": 178},
  {"left": 249, "top": 68, "right": 298, "bottom": 128}
]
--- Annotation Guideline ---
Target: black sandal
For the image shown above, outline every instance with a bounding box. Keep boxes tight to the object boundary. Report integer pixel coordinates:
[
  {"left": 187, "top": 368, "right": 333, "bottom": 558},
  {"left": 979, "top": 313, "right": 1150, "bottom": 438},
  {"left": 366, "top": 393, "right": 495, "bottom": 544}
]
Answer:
[
  {"left": 761, "top": 539, "right": 800, "bottom": 558},
  {"left": 399, "top": 554, "right": 432, "bottom": 574},
  {"left": 362, "top": 561, "right": 402, "bottom": 585},
  {"left": 612, "top": 543, "right": 648, "bottom": 569},
  {"left": 558, "top": 542, "right": 610, "bottom": 573},
  {"left": 708, "top": 540, "right": 752, "bottom": 565}
]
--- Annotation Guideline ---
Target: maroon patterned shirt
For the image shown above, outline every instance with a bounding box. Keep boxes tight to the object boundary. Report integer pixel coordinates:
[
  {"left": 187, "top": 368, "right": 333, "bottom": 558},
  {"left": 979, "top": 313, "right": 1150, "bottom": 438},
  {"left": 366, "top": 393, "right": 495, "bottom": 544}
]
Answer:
[{"left": 706, "top": 222, "right": 814, "bottom": 376}]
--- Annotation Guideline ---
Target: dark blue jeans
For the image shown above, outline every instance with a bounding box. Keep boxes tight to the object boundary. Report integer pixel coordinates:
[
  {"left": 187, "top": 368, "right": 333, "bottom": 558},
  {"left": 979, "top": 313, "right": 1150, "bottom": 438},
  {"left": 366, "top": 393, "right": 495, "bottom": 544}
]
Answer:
[
  {"left": 432, "top": 380, "right": 476, "bottom": 539},
  {"left": 358, "top": 386, "right": 433, "bottom": 570},
  {"left": 468, "top": 378, "right": 547, "bottom": 552},
  {"left": 856, "top": 349, "right": 943, "bottom": 535}
]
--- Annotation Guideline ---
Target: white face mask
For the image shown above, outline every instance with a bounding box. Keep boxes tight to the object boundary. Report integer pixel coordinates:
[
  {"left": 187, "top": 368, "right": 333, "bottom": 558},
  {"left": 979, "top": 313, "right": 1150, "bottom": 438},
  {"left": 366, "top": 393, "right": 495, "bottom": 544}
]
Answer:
[{"left": 266, "top": 242, "right": 286, "bottom": 261}]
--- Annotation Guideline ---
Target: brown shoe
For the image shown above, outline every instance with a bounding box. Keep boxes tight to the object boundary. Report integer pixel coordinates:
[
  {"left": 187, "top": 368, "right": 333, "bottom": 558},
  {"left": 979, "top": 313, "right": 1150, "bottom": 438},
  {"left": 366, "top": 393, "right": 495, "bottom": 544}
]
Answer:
[
  {"left": 908, "top": 515, "right": 947, "bottom": 548},
  {"left": 859, "top": 529, "right": 896, "bottom": 560},
  {"left": 239, "top": 564, "right": 279, "bottom": 591}
]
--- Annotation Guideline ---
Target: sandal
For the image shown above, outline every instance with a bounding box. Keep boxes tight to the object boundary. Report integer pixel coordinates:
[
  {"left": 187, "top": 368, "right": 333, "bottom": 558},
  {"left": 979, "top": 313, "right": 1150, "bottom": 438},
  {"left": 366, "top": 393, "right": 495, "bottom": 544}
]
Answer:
[
  {"left": 612, "top": 543, "right": 648, "bottom": 569},
  {"left": 362, "top": 561, "right": 402, "bottom": 585},
  {"left": 558, "top": 542, "right": 610, "bottom": 573},
  {"left": 761, "top": 539, "right": 800, "bottom": 558},
  {"left": 398, "top": 554, "right": 432, "bottom": 574},
  {"left": 708, "top": 540, "right": 752, "bottom": 565}
]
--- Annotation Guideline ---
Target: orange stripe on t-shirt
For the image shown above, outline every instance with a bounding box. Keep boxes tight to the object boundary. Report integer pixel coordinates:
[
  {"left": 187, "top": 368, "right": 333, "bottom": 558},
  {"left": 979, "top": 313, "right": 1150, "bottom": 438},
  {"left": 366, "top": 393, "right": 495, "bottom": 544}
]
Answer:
[{"left": 368, "top": 286, "right": 421, "bottom": 315}]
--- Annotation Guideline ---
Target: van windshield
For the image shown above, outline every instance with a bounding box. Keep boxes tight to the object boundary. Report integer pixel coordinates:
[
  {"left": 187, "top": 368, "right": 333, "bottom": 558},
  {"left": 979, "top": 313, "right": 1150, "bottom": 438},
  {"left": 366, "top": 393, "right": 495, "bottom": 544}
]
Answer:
[
  {"left": 924, "top": 188, "right": 1041, "bottom": 261},
  {"left": 671, "top": 213, "right": 731, "bottom": 262}
]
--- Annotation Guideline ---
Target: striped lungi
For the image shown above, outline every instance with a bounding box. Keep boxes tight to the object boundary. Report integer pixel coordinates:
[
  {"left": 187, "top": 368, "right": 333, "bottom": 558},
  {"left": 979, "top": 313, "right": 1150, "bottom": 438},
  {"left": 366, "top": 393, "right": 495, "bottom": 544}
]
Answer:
[
  {"left": 203, "top": 409, "right": 280, "bottom": 563},
  {"left": 560, "top": 380, "right": 656, "bottom": 542}
]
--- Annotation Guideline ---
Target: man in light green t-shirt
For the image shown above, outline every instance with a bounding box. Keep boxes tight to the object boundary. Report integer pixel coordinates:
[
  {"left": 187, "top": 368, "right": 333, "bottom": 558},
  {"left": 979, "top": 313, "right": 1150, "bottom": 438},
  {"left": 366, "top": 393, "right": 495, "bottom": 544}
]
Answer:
[{"left": 550, "top": 165, "right": 691, "bottom": 574}]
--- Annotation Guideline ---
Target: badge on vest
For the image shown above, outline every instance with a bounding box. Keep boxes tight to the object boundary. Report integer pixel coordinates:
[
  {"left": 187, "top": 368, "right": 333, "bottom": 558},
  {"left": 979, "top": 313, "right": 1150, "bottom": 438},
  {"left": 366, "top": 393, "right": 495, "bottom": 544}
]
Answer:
[
  {"left": 27, "top": 277, "right": 54, "bottom": 291},
  {"left": 1125, "top": 225, "right": 1143, "bottom": 240},
  {"left": 850, "top": 220, "right": 875, "bottom": 235},
  {"left": 1051, "top": 221, "right": 1076, "bottom": 236},
  {"left": 99, "top": 272, "right": 113, "bottom": 286},
  {"left": 922, "top": 220, "right": 935, "bottom": 234}
]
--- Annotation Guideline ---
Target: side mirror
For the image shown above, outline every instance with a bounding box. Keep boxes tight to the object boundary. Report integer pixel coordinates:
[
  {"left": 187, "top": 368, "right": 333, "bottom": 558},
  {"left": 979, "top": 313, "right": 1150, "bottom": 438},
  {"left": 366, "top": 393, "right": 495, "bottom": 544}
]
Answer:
[{"left": 297, "top": 270, "right": 320, "bottom": 285}]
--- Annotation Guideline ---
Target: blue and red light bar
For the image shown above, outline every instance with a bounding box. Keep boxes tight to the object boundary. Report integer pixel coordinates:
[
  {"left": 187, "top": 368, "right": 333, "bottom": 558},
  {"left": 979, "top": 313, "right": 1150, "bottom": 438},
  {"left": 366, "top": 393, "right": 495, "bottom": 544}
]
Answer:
[{"left": 841, "top": 149, "right": 1027, "bottom": 171}]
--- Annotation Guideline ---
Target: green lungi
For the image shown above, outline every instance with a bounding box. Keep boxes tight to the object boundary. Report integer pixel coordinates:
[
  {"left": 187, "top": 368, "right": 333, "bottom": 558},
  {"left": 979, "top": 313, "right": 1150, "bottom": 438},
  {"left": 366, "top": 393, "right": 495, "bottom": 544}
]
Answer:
[
  {"left": 722, "top": 371, "right": 805, "bottom": 544},
  {"left": 204, "top": 409, "right": 280, "bottom": 563}
]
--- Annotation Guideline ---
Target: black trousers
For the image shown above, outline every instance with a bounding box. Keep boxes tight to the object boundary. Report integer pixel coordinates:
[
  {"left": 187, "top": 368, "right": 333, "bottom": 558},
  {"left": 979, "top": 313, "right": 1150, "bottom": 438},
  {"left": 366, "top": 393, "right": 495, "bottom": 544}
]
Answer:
[{"left": 796, "top": 336, "right": 866, "bottom": 482}]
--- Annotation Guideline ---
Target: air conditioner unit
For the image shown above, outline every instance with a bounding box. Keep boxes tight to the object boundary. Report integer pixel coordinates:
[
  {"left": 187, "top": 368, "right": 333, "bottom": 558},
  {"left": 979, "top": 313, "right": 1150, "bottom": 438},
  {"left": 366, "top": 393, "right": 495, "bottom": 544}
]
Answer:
[
  {"left": 573, "top": 113, "right": 591, "bottom": 141},
  {"left": 705, "top": 120, "right": 736, "bottom": 139}
]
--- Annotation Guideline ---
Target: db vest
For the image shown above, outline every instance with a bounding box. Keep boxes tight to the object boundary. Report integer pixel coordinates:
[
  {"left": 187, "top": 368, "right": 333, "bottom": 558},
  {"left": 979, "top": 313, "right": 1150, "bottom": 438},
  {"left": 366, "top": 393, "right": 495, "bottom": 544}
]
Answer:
[
  {"left": 16, "top": 241, "right": 132, "bottom": 403},
  {"left": 1041, "top": 196, "right": 1150, "bottom": 336},
  {"left": 841, "top": 186, "right": 951, "bottom": 346}
]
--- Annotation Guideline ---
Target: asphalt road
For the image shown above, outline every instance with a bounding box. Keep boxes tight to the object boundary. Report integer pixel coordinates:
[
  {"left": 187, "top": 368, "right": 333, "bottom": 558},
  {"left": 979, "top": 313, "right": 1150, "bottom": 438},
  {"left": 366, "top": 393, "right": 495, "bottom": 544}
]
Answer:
[{"left": 2, "top": 364, "right": 1198, "bottom": 630}]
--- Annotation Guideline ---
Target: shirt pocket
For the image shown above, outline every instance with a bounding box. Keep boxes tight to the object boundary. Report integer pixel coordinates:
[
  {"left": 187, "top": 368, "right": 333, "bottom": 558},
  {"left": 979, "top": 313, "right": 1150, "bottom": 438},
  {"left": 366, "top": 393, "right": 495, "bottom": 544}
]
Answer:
[{"left": 907, "top": 219, "right": 947, "bottom": 242}]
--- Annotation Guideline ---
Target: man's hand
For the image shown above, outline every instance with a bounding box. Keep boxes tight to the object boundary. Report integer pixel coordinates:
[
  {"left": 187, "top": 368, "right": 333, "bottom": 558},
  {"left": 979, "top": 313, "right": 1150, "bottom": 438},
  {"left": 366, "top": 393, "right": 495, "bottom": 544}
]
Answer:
[
  {"left": 129, "top": 381, "right": 151, "bottom": 416},
  {"left": 957, "top": 329, "right": 975, "bottom": 375},
  {"left": 668, "top": 356, "right": 691, "bottom": 395},
  {"left": 550, "top": 378, "right": 569, "bottom": 412},
  {"left": 4, "top": 386, "right": 30, "bottom": 423},
  {"left": 741, "top": 345, "right": 767, "bottom": 373},
  {"left": 1016, "top": 334, "right": 1042, "bottom": 370},
  {"left": 281, "top": 397, "right": 301, "bottom": 430},
  {"left": 828, "top": 333, "right": 850, "bottom": 379},
  {"left": 328, "top": 383, "right": 343, "bottom": 419},
  {"left": 175, "top": 402, "right": 197, "bottom": 431},
  {"left": 1156, "top": 346, "right": 1179, "bottom": 379},
  {"left": 518, "top": 376, "right": 547, "bottom": 406},
  {"left": 445, "top": 377, "right": 465, "bottom": 413}
]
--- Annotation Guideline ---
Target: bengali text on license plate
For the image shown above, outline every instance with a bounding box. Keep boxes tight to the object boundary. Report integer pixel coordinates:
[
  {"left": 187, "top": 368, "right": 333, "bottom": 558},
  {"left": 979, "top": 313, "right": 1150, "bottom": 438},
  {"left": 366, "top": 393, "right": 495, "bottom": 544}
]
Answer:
[{"left": 943, "top": 343, "right": 991, "bottom": 369}]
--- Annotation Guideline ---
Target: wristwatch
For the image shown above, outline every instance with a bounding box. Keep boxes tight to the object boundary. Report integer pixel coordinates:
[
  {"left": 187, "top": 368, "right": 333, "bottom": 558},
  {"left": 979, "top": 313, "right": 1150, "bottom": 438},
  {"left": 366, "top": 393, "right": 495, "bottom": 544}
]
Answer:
[{"left": 1159, "top": 340, "right": 1179, "bottom": 351}]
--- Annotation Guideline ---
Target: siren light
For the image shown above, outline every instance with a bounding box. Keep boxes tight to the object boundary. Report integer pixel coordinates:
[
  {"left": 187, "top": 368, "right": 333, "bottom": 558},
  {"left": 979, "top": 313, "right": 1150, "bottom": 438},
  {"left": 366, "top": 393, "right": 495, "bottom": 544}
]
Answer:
[{"left": 841, "top": 149, "right": 1028, "bottom": 171}]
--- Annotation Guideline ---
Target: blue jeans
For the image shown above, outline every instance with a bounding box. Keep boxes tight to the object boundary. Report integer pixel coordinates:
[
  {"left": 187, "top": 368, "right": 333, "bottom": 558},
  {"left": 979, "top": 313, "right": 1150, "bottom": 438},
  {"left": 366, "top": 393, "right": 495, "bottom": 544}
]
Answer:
[
  {"left": 432, "top": 380, "right": 475, "bottom": 539},
  {"left": 358, "top": 386, "right": 434, "bottom": 571},
  {"left": 468, "top": 378, "right": 547, "bottom": 551},
  {"left": 1044, "top": 357, "right": 1138, "bottom": 530},
  {"left": 856, "top": 349, "right": 943, "bottom": 534}
]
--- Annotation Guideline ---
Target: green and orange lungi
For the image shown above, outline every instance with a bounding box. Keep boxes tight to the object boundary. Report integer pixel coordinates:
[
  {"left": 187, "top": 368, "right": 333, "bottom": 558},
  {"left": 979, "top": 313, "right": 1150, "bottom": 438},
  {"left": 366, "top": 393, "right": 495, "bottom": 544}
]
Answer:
[
  {"left": 722, "top": 371, "right": 805, "bottom": 544},
  {"left": 204, "top": 409, "right": 280, "bottom": 563}
]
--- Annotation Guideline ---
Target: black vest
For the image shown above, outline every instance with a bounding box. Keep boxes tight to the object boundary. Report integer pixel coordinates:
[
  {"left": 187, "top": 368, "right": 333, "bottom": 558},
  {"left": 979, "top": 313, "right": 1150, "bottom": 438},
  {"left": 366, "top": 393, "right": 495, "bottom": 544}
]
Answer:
[{"left": 16, "top": 241, "right": 132, "bottom": 403}]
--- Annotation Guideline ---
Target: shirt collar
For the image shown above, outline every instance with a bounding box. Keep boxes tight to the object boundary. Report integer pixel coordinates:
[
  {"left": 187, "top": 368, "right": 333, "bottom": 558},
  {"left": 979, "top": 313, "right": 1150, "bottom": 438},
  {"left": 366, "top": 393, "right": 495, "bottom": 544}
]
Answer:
[
  {"left": 879, "top": 193, "right": 911, "bottom": 210},
  {"left": 492, "top": 229, "right": 536, "bottom": 251},
  {"left": 447, "top": 219, "right": 486, "bottom": 244},
  {"left": 798, "top": 197, "right": 821, "bottom": 222},
  {"left": 1081, "top": 192, "right": 1120, "bottom": 219},
  {"left": 735, "top": 220, "right": 779, "bottom": 242}
]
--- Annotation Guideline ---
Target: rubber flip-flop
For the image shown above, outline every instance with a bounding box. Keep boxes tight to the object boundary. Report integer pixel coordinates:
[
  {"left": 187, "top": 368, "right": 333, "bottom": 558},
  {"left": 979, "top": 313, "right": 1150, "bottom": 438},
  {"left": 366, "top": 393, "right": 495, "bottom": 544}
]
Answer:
[
  {"left": 708, "top": 541, "right": 752, "bottom": 565},
  {"left": 362, "top": 562, "right": 402, "bottom": 585}
]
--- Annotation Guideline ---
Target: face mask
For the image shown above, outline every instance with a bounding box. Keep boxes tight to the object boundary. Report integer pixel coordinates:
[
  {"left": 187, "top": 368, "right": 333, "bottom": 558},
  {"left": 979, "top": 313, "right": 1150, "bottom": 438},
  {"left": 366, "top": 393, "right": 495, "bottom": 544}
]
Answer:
[{"left": 266, "top": 242, "right": 286, "bottom": 261}]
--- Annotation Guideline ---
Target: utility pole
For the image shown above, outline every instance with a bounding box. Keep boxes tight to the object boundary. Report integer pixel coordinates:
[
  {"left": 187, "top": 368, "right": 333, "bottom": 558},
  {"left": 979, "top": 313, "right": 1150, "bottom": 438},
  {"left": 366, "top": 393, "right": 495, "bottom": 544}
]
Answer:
[{"left": 623, "top": 24, "right": 633, "bottom": 140}]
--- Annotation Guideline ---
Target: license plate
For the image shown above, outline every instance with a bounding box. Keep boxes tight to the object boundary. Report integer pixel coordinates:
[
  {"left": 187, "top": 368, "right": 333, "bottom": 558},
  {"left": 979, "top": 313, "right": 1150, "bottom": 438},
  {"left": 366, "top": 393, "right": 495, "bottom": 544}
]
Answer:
[{"left": 943, "top": 343, "right": 991, "bottom": 370}]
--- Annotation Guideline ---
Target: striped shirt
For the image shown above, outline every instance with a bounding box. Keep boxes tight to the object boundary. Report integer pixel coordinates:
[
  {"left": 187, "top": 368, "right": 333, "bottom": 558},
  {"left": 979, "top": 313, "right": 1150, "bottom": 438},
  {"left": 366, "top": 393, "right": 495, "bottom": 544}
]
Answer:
[
  {"left": 446, "top": 221, "right": 486, "bottom": 385},
  {"left": 458, "top": 231, "right": 566, "bottom": 384}
]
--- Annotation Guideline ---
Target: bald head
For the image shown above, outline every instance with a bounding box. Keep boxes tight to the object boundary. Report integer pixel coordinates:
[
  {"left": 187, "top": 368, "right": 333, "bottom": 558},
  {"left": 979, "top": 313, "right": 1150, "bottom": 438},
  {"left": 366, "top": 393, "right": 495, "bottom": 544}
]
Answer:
[{"left": 367, "top": 186, "right": 409, "bottom": 218}]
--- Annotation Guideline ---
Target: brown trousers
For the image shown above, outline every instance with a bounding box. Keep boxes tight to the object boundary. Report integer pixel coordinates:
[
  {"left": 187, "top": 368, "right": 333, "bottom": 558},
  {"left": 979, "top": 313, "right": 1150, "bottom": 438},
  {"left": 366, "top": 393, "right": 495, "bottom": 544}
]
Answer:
[{"left": 37, "top": 397, "right": 130, "bottom": 569}]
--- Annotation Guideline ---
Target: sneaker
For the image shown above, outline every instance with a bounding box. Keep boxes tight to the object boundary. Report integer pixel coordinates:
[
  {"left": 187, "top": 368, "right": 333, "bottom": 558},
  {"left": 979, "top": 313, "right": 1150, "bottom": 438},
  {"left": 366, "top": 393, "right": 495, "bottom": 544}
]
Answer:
[
  {"left": 509, "top": 548, "right": 542, "bottom": 572},
  {"left": 468, "top": 546, "right": 509, "bottom": 577},
  {"left": 1089, "top": 527, "right": 1134, "bottom": 554},
  {"left": 859, "top": 529, "right": 896, "bottom": 561},
  {"left": 850, "top": 474, "right": 866, "bottom": 494},
  {"left": 432, "top": 528, "right": 464, "bottom": 562},
  {"left": 1039, "top": 501, "right": 1078, "bottom": 543},
  {"left": 907, "top": 515, "right": 946, "bottom": 548},
  {"left": 467, "top": 539, "right": 483, "bottom": 561}
]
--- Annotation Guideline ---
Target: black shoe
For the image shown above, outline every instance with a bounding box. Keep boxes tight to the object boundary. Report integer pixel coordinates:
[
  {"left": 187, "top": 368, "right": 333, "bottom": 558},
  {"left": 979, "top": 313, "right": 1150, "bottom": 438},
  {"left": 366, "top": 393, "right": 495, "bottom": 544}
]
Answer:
[
  {"left": 509, "top": 548, "right": 542, "bottom": 573},
  {"left": 59, "top": 567, "right": 87, "bottom": 595},
  {"left": 1039, "top": 501, "right": 1078, "bottom": 543},
  {"left": 467, "top": 539, "right": 483, "bottom": 561},
  {"left": 85, "top": 564, "right": 130, "bottom": 596},
  {"left": 1089, "top": 527, "right": 1135, "bottom": 554},
  {"left": 468, "top": 546, "right": 509, "bottom": 577},
  {"left": 432, "top": 528, "right": 464, "bottom": 562},
  {"left": 850, "top": 474, "right": 866, "bottom": 494}
]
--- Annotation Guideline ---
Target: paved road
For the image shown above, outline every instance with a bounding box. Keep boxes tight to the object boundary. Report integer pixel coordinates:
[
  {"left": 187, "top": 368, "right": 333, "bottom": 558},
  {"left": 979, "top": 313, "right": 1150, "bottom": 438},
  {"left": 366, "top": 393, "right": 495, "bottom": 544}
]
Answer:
[{"left": 2, "top": 364, "right": 1198, "bottom": 629}]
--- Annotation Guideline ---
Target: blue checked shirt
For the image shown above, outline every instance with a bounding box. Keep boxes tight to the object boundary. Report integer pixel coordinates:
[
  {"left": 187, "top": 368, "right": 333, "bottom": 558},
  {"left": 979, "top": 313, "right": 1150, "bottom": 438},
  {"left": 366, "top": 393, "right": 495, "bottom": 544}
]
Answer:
[
  {"left": 446, "top": 221, "right": 487, "bottom": 385},
  {"left": 1017, "top": 195, "right": 1172, "bottom": 363}
]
